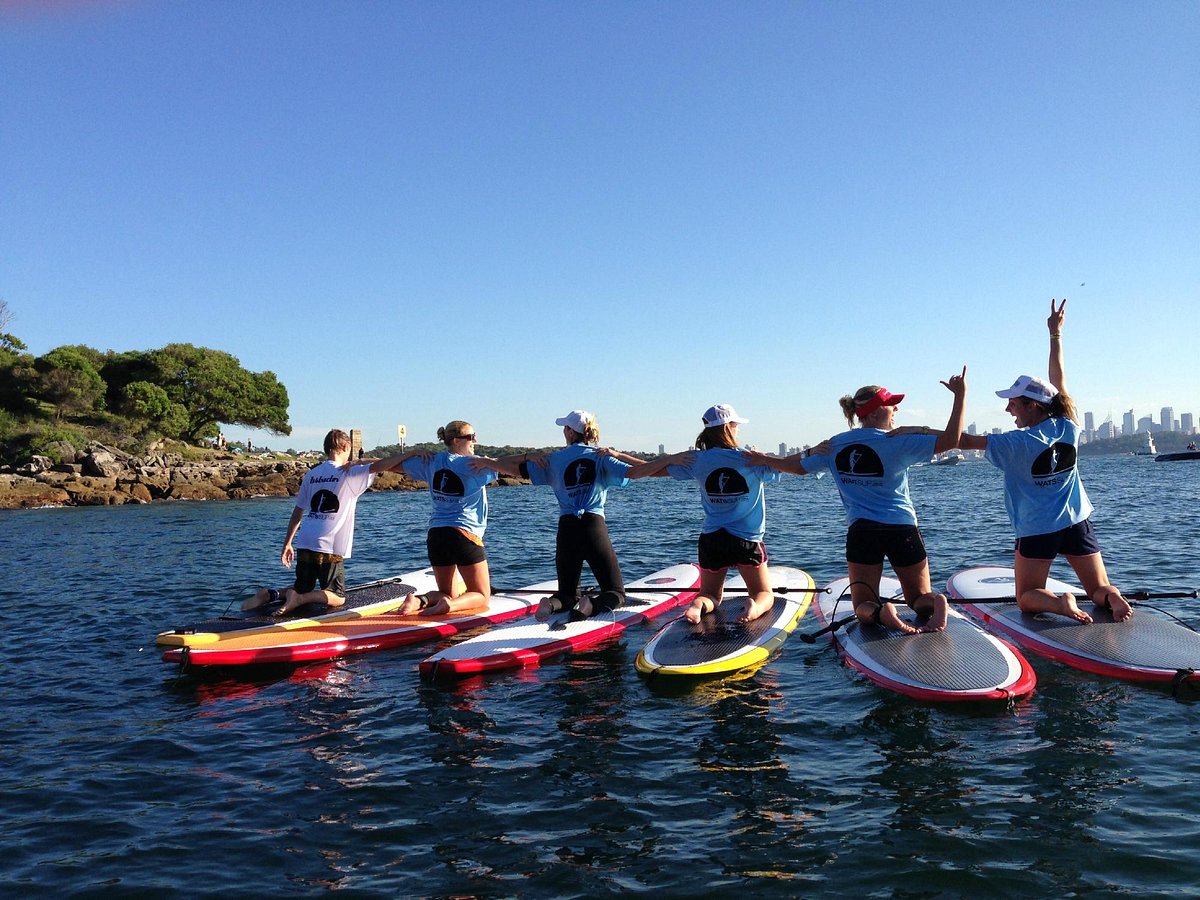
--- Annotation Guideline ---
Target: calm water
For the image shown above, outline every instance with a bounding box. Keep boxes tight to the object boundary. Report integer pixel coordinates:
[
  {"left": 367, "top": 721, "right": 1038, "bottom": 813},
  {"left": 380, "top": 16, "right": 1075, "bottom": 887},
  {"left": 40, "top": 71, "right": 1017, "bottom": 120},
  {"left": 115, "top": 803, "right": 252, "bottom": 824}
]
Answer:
[{"left": 5, "top": 457, "right": 1200, "bottom": 897}]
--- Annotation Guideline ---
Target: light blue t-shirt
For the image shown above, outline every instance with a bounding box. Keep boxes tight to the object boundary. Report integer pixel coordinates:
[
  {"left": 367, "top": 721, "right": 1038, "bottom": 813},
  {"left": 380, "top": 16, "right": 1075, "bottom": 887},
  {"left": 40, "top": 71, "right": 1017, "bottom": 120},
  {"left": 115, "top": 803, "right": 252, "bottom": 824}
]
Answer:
[
  {"left": 985, "top": 417, "right": 1093, "bottom": 538},
  {"left": 528, "top": 444, "right": 631, "bottom": 517},
  {"left": 803, "top": 429, "right": 937, "bottom": 526},
  {"left": 668, "top": 447, "right": 781, "bottom": 541},
  {"left": 401, "top": 451, "right": 497, "bottom": 537}
]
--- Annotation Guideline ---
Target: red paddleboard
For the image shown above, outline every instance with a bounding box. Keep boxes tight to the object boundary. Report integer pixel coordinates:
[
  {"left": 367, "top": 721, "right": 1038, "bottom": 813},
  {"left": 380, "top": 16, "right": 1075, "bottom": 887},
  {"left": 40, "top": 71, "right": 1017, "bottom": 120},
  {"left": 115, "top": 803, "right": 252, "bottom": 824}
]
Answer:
[{"left": 419, "top": 564, "right": 701, "bottom": 680}]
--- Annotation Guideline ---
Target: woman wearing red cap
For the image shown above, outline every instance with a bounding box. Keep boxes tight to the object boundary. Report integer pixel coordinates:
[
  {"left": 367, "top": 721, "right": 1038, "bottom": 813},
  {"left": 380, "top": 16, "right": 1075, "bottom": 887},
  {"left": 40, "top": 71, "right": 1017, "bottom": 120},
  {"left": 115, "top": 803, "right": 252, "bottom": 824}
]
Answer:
[
  {"left": 958, "top": 299, "right": 1129, "bottom": 623},
  {"left": 749, "top": 371, "right": 966, "bottom": 633}
]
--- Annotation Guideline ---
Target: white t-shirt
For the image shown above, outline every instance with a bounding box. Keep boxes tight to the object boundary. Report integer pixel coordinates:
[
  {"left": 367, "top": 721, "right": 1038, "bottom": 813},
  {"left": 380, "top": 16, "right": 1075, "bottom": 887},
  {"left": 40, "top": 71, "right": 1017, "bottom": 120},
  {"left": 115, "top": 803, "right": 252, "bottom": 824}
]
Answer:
[{"left": 293, "top": 460, "right": 376, "bottom": 557}]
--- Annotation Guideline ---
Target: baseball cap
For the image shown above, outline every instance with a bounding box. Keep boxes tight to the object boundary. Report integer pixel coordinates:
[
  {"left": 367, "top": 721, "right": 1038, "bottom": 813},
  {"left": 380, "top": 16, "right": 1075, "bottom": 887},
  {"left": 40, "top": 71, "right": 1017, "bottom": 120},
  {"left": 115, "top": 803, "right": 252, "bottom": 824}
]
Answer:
[
  {"left": 702, "top": 404, "right": 749, "bottom": 427},
  {"left": 995, "top": 375, "right": 1058, "bottom": 404},
  {"left": 856, "top": 388, "right": 905, "bottom": 419},
  {"left": 555, "top": 409, "right": 595, "bottom": 434}
]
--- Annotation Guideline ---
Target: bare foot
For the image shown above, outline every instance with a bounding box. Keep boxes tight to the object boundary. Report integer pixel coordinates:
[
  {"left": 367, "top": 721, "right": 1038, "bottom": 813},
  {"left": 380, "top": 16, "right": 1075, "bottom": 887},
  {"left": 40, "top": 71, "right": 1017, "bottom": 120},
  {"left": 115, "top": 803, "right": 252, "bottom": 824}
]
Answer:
[
  {"left": 736, "top": 595, "right": 774, "bottom": 624},
  {"left": 535, "top": 595, "right": 565, "bottom": 622},
  {"left": 684, "top": 597, "right": 715, "bottom": 624},
  {"left": 1095, "top": 589, "right": 1133, "bottom": 623},
  {"left": 242, "top": 587, "right": 275, "bottom": 611},
  {"left": 397, "top": 594, "right": 425, "bottom": 616},
  {"left": 917, "top": 593, "right": 948, "bottom": 633},
  {"left": 273, "top": 588, "right": 301, "bottom": 617},
  {"left": 1054, "top": 592, "right": 1093, "bottom": 624},
  {"left": 575, "top": 594, "right": 593, "bottom": 618},
  {"left": 879, "top": 601, "right": 919, "bottom": 635}
]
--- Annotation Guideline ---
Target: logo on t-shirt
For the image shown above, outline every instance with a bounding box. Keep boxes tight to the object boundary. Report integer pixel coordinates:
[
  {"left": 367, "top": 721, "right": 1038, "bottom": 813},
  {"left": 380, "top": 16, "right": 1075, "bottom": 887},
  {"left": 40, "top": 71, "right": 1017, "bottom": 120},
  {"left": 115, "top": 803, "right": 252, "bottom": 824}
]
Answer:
[
  {"left": 432, "top": 468, "right": 465, "bottom": 497},
  {"left": 1031, "top": 442, "right": 1076, "bottom": 478},
  {"left": 311, "top": 489, "right": 340, "bottom": 514},
  {"left": 564, "top": 458, "right": 597, "bottom": 488},
  {"left": 705, "top": 467, "right": 749, "bottom": 497},
  {"left": 836, "top": 444, "right": 884, "bottom": 477}
]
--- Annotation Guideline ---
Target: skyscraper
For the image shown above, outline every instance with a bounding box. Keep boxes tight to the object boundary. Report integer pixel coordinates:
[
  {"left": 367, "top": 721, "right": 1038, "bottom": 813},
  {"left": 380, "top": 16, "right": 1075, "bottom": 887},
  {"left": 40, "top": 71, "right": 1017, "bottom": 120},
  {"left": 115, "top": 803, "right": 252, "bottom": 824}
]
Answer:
[
  {"left": 1084, "top": 411, "right": 1095, "bottom": 440},
  {"left": 1123, "top": 410, "right": 1135, "bottom": 436},
  {"left": 1162, "top": 407, "right": 1174, "bottom": 431},
  {"left": 1182, "top": 413, "right": 1195, "bottom": 435}
]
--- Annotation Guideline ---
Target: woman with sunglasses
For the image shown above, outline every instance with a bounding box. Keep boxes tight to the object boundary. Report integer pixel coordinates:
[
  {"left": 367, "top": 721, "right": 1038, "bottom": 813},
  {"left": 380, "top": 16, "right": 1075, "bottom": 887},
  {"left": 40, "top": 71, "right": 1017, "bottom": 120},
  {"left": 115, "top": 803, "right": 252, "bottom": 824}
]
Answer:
[
  {"left": 395, "top": 420, "right": 495, "bottom": 617},
  {"left": 958, "top": 299, "right": 1129, "bottom": 623}
]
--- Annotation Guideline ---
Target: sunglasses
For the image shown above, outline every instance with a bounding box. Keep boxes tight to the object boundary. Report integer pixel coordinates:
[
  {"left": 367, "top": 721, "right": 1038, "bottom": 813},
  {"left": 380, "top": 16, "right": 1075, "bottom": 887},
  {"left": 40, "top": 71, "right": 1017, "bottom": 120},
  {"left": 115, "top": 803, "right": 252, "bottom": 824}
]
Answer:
[{"left": 454, "top": 433, "right": 477, "bottom": 441}]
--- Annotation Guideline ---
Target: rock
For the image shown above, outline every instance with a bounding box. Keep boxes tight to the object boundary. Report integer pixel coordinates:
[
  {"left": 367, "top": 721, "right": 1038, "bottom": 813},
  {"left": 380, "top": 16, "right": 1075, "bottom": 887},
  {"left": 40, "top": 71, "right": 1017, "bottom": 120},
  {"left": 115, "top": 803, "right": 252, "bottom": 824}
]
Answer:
[
  {"left": 0, "top": 475, "right": 71, "bottom": 509},
  {"left": 166, "top": 482, "right": 230, "bottom": 501},
  {"left": 82, "top": 449, "right": 126, "bottom": 477}
]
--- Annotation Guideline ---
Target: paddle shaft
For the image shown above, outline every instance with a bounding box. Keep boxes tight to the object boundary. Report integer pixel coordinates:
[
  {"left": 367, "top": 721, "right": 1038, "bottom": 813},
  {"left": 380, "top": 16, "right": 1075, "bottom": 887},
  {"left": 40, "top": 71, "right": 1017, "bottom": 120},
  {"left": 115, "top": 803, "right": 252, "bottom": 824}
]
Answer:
[
  {"left": 492, "top": 585, "right": 826, "bottom": 595},
  {"left": 954, "top": 589, "right": 1198, "bottom": 604}
]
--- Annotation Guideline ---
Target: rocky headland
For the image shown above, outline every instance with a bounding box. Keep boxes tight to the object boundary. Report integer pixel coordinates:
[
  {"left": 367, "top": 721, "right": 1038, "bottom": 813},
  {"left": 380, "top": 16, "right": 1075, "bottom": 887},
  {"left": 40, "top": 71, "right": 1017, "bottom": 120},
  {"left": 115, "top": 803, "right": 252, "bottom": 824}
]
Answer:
[{"left": 0, "top": 441, "right": 526, "bottom": 510}]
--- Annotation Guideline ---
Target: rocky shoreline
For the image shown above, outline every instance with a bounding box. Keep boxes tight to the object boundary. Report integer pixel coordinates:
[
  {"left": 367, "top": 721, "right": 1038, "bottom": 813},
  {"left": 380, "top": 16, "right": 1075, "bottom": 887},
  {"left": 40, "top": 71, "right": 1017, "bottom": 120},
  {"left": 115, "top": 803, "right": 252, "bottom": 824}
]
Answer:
[{"left": 0, "top": 441, "right": 524, "bottom": 510}]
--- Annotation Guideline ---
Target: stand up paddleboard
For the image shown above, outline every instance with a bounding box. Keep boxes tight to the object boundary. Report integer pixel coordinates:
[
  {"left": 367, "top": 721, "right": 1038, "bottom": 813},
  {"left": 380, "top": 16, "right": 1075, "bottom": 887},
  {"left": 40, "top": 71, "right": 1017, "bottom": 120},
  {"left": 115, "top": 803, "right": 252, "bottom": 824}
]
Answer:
[
  {"left": 161, "top": 578, "right": 557, "bottom": 667},
  {"left": 157, "top": 566, "right": 446, "bottom": 648},
  {"left": 419, "top": 564, "right": 701, "bottom": 680},
  {"left": 634, "top": 566, "right": 815, "bottom": 679},
  {"left": 814, "top": 576, "right": 1036, "bottom": 703},
  {"left": 948, "top": 566, "right": 1200, "bottom": 688}
]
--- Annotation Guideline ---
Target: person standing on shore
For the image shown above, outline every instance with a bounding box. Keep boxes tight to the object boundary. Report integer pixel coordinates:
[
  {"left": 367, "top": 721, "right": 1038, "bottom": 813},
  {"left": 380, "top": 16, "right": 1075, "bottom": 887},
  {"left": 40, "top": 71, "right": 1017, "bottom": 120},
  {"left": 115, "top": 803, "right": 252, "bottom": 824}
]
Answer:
[
  {"left": 473, "top": 409, "right": 642, "bottom": 621},
  {"left": 394, "top": 420, "right": 496, "bottom": 617},
  {"left": 958, "top": 299, "right": 1130, "bottom": 623},
  {"left": 244, "top": 429, "right": 422, "bottom": 616}
]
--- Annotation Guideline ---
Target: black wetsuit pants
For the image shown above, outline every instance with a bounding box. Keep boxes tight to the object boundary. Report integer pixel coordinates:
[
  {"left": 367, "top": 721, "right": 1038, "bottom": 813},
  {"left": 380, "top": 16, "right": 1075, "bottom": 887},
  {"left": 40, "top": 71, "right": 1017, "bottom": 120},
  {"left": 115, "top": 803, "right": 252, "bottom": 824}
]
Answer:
[{"left": 555, "top": 512, "right": 625, "bottom": 614}]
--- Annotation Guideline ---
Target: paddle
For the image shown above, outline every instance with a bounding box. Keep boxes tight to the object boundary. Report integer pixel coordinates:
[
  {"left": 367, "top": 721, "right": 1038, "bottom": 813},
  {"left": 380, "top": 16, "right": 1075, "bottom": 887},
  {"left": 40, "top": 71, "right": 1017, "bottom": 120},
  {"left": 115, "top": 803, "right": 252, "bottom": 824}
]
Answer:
[
  {"left": 799, "top": 588, "right": 1200, "bottom": 644},
  {"left": 952, "top": 590, "right": 1198, "bottom": 603},
  {"left": 491, "top": 585, "right": 827, "bottom": 595}
]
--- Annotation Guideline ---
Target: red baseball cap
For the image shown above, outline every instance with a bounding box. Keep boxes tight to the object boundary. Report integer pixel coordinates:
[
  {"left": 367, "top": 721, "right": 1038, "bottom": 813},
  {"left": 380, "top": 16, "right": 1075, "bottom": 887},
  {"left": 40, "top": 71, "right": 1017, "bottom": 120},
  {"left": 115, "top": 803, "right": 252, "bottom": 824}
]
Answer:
[{"left": 856, "top": 388, "right": 904, "bottom": 419}]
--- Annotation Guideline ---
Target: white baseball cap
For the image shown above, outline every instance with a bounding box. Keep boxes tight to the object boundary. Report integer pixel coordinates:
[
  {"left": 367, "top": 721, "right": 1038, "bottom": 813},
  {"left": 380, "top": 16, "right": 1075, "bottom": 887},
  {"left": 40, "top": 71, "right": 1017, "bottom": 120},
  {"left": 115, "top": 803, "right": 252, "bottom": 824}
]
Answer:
[
  {"left": 555, "top": 409, "right": 595, "bottom": 434},
  {"left": 702, "top": 404, "right": 749, "bottom": 427},
  {"left": 996, "top": 375, "right": 1058, "bottom": 404}
]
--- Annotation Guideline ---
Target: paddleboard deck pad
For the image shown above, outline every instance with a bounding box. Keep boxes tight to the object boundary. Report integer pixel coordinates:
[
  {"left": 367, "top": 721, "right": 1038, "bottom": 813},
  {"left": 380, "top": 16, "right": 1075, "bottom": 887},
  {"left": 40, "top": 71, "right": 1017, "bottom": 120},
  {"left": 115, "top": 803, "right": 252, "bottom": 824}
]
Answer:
[
  {"left": 161, "top": 578, "right": 557, "bottom": 667},
  {"left": 948, "top": 566, "right": 1200, "bottom": 687},
  {"left": 157, "top": 567, "right": 444, "bottom": 648},
  {"left": 634, "top": 566, "right": 815, "bottom": 678},
  {"left": 420, "top": 564, "right": 701, "bottom": 680},
  {"left": 815, "top": 576, "right": 1035, "bottom": 702}
]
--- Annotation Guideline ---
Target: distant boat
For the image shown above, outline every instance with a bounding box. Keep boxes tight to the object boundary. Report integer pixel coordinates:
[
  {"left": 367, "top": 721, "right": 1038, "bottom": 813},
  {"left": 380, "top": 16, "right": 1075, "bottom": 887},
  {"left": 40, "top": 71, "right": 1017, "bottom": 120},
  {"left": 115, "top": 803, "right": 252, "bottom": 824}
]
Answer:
[
  {"left": 1134, "top": 433, "right": 1157, "bottom": 456},
  {"left": 1156, "top": 449, "right": 1200, "bottom": 462},
  {"left": 930, "top": 450, "right": 963, "bottom": 466}
]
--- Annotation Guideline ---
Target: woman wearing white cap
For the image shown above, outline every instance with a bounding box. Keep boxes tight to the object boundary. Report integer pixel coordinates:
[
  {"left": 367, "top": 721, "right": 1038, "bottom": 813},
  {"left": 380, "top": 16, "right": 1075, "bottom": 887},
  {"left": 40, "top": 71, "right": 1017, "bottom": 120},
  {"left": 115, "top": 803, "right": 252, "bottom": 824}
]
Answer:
[
  {"left": 748, "top": 371, "right": 966, "bottom": 634},
  {"left": 630, "top": 404, "right": 781, "bottom": 625},
  {"left": 958, "top": 299, "right": 1130, "bottom": 623},
  {"left": 474, "top": 410, "right": 643, "bottom": 620}
]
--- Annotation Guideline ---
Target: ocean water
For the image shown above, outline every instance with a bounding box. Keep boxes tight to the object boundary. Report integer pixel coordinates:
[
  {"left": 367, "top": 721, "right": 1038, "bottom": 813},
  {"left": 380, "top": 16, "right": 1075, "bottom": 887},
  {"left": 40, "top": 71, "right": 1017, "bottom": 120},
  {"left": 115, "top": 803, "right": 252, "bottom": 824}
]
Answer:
[{"left": 5, "top": 456, "right": 1200, "bottom": 897}]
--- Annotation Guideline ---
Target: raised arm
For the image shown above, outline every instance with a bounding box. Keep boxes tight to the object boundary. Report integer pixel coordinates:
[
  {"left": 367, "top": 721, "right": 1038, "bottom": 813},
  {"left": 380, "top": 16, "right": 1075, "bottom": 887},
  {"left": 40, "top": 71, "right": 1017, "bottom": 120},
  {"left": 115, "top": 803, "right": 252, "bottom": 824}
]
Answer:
[
  {"left": 1047, "top": 297, "right": 1066, "bottom": 393},
  {"left": 933, "top": 366, "right": 967, "bottom": 454},
  {"left": 598, "top": 446, "right": 646, "bottom": 466}
]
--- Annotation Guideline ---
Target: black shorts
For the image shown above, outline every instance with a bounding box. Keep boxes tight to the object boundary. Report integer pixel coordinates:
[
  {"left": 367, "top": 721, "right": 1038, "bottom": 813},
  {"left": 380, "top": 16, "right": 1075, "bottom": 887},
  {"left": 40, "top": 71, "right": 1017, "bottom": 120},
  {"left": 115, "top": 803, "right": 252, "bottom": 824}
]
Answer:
[
  {"left": 845, "top": 520, "right": 928, "bottom": 568},
  {"left": 697, "top": 528, "right": 767, "bottom": 571},
  {"left": 1015, "top": 519, "right": 1101, "bottom": 560},
  {"left": 427, "top": 526, "right": 487, "bottom": 567},
  {"left": 294, "top": 549, "right": 346, "bottom": 597}
]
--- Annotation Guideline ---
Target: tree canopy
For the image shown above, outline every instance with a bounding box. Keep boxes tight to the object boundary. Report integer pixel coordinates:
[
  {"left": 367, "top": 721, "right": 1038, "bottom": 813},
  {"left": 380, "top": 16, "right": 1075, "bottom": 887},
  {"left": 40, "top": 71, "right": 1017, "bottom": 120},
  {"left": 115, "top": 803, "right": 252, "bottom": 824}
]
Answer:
[{"left": 0, "top": 304, "right": 292, "bottom": 462}]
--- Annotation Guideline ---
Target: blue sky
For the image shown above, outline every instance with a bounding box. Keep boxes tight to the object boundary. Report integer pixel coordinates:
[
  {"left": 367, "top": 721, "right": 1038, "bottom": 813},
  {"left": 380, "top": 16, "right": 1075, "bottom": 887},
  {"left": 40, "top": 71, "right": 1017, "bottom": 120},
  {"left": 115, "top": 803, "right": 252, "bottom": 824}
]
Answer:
[{"left": 3, "top": 2, "right": 1197, "bottom": 452}]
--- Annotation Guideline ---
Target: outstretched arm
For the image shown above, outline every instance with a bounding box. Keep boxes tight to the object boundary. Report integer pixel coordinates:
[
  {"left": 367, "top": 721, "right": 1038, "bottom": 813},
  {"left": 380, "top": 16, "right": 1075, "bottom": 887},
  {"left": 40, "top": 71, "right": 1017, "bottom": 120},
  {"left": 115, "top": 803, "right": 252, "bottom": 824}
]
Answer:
[
  {"left": 598, "top": 446, "right": 645, "bottom": 466},
  {"left": 369, "top": 448, "right": 428, "bottom": 474},
  {"left": 470, "top": 453, "right": 526, "bottom": 478},
  {"left": 934, "top": 366, "right": 968, "bottom": 454},
  {"left": 1048, "top": 297, "right": 1067, "bottom": 393},
  {"left": 743, "top": 448, "right": 812, "bottom": 475},
  {"left": 627, "top": 450, "right": 691, "bottom": 479}
]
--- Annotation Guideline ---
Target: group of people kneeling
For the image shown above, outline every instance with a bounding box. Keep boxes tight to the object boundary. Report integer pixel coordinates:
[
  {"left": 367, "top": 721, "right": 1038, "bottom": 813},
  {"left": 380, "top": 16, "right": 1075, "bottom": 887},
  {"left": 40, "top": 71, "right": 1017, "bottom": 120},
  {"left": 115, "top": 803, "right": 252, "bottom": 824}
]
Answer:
[{"left": 248, "top": 299, "right": 1129, "bottom": 633}]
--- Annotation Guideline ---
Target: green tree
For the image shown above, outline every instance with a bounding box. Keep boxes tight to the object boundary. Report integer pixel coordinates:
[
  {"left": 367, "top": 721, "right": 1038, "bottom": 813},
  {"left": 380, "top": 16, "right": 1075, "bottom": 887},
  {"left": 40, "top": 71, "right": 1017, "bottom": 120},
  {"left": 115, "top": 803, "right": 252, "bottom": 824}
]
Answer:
[
  {"left": 150, "top": 343, "right": 291, "bottom": 442},
  {"left": 35, "top": 346, "right": 107, "bottom": 422}
]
